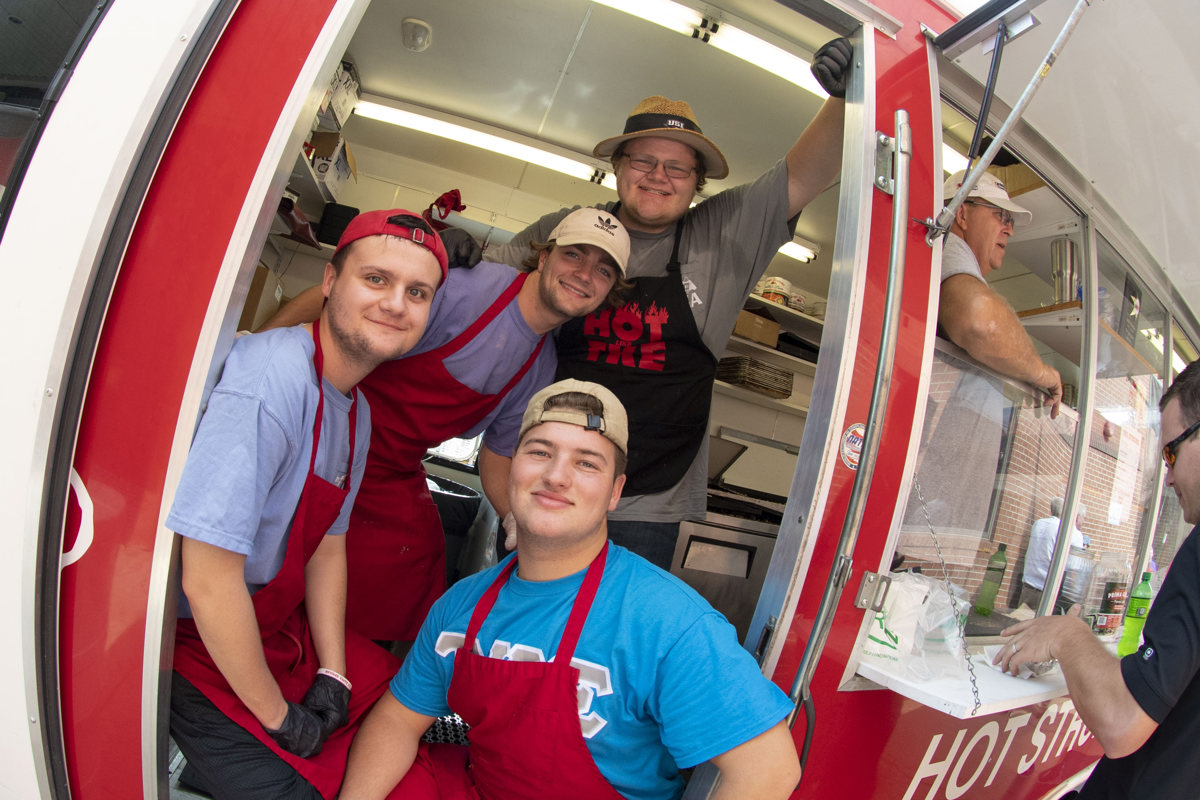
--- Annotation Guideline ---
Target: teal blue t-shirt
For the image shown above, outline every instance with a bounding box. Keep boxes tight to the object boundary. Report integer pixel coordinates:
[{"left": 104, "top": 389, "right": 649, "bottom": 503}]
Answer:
[{"left": 392, "top": 544, "right": 792, "bottom": 800}]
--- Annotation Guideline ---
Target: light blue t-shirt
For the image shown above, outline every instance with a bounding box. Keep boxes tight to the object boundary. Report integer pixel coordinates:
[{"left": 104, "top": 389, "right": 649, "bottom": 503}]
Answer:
[
  {"left": 167, "top": 326, "right": 370, "bottom": 616},
  {"left": 391, "top": 544, "right": 792, "bottom": 799},
  {"left": 402, "top": 261, "right": 556, "bottom": 457}
]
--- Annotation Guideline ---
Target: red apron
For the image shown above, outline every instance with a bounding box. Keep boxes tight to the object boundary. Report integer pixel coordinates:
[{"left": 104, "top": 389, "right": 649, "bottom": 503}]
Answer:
[
  {"left": 396, "top": 543, "right": 626, "bottom": 799},
  {"left": 173, "top": 320, "right": 401, "bottom": 799},
  {"left": 346, "top": 272, "right": 546, "bottom": 641}
]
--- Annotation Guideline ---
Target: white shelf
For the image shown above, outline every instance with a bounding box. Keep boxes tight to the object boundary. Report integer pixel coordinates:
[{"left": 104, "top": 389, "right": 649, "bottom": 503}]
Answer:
[
  {"left": 714, "top": 380, "right": 808, "bottom": 416},
  {"left": 725, "top": 335, "right": 817, "bottom": 376},
  {"left": 288, "top": 151, "right": 333, "bottom": 221},
  {"left": 744, "top": 294, "right": 824, "bottom": 346},
  {"left": 1018, "top": 301, "right": 1157, "bottom": 378},
  {"left": 856, "top": 654, "right": 1069, "bottom": 720}
]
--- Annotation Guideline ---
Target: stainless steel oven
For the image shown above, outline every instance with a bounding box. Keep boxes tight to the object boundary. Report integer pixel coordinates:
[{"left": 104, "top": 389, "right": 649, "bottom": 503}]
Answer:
[{"left": 669, "top": 511, "right": 778, "bottom": 643}]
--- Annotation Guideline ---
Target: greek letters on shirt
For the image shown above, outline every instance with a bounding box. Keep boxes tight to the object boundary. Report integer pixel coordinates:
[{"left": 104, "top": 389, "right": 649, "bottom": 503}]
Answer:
[{"left": 435, "top": 631, "right": 613, "bottom": 738}]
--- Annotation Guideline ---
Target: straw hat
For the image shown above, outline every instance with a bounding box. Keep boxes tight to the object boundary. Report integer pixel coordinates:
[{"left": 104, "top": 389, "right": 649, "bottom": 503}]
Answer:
[{"left": 593, "top": 95, "right": 729, "bottom": 179}]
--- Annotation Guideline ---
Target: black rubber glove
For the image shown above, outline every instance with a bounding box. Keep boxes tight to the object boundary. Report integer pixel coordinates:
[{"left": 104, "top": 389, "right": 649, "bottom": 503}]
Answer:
[
  {"left": 811, "top": 37, "right": 853, "bottom": 99},
  {"left": 266, "top": 700, "right": 328, "bottom": 758},
  {"left": 302, "top": 673, "right": 351, "bottom": 739},
  {"left": 439, "top": 227, "right": 483, "bottom": 269}
]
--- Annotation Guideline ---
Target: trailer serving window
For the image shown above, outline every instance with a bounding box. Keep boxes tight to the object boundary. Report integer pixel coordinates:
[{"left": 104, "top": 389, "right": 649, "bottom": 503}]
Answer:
[{"left": 856, "top": 2, "right": 1196, "bottom": 716}]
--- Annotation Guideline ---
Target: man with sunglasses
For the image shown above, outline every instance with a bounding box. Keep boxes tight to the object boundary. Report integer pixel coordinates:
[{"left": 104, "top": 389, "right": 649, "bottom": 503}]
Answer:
[
  {"left": 480, "top": 38, "right": 852, "bottom": 568},
  {"left": 939, "top": 170, "right": 1063, "bottom": 414},
  {"left": 994, "top": 360, "right": 1200, "bottom": 799}
]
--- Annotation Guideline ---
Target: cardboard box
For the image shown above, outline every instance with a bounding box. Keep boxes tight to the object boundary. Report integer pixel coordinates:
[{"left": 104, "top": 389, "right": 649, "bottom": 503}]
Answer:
[
  {"left": 309, "top": 131, "right": 357, "bottom": 201},
  {"left": 733, "top": 309, "right": 780, "bottom": 348},
  {"left": 328, "top": 61, "right": 361, "bottom": 127}
]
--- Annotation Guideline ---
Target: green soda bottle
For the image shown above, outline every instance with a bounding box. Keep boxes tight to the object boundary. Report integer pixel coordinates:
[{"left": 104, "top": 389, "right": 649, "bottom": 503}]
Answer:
[
  {"left": 1117, "top": 572, "right": 1154, "bottom": 656},
  {"left": 974, "top": 543, "right": 1007, "bottom": 616}
]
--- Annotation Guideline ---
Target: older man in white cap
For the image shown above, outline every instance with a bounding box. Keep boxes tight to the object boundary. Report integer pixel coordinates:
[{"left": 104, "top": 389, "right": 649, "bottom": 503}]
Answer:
[
  {"left": 900, "top": 172, "right": 1064, "bottom": 546},
  {"left": 940, "top": 170, "right": 1063, "bottom": 413},
  {"left": 341, "top": 378, "right": 800, "bottom": 800}
]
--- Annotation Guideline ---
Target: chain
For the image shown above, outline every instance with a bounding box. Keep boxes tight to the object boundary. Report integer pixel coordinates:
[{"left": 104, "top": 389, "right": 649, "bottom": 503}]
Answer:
[{"left": 913, "top": 479, "right": 982, "bottom": 716}]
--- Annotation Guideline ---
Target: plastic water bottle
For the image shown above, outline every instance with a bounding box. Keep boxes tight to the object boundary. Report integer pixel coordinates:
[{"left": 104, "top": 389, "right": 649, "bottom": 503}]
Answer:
[
  {"left": 1095, "top": 553, "right": 1130, "bottom": 635},
  {"left": 1117, "top": 572, "right": 1154, "bottom": 656},
  {"left": 974, "top": 543, "right": 1008, "bottom": 616}
]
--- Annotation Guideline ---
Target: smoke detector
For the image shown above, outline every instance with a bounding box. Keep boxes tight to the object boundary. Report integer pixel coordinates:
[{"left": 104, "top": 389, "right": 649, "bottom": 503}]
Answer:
[{"left": 401, "top": 18, "right": 432, "bottom": 52}]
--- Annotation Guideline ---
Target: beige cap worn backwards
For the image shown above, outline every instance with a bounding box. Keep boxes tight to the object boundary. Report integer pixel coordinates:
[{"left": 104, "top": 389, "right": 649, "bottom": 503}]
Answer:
[
  {"left": 519, "top": 379, "right": 628, "bottom": 455},
  {"left": 944, "top": 170, "right": 1032, "bottom": 226},
  {"left": 548, "top": 208, "right": 631, "bottom": 277}
]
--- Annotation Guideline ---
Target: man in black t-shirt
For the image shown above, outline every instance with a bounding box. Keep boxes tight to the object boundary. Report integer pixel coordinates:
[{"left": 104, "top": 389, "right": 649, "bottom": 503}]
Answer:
[{"left": 994, "top": 360, "right": 1200, "bottom": 799}]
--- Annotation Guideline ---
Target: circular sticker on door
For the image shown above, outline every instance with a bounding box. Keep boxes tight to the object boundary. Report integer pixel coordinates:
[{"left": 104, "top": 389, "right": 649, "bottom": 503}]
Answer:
[{"left": 840, "top": 423, "right": 865, "bottom": 470}]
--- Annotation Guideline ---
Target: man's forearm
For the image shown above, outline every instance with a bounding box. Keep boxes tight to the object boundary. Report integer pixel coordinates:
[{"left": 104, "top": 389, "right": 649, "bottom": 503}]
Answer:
[
  {"left": 477, "top": 445, "right": 512, "bottom": 518},
  {"left": 999, "top": 613, "right": 1157, "bottom": 758},
  {"left": 785, "top": 98, "right": 846, "bottom": 217},
  {"left": 255, "top": 284, "right": 324, "bottom": 332},
  {"left": 305, "top": 533, "right": 348, "bottom": 676},
  {"left": 1052, "top": 620, "right": 1156, "bottom": 756},
  {"left": 939, "top": 276, "right": 1062, "bottom": 402},
  {"left": 183, "top": 541, "right": 288, "bottom": 728},
  {"left": 340, "top": 693, "right": 429, "bottom": 799}
]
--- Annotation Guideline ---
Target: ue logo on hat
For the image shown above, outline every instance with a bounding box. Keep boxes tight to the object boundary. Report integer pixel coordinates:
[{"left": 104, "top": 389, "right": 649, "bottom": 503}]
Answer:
[
  {"left": 595, "top": 215, "right": 618, "bottom": 234},
  {"left": 840, "top": 423, "right": 865, "bottom": 470},
  {"left": 665, "top": 118, "right": 685, "bottom": 129}
]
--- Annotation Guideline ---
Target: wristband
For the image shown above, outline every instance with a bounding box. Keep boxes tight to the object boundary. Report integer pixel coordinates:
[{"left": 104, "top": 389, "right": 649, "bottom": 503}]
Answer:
[{"left": 317, "top": 668, "right": 352, "bottom": 691}]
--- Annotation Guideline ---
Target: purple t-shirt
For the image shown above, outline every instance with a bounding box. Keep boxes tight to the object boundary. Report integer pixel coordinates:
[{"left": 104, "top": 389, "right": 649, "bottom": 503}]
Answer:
[{"left": 403, "top": 261, "right": 556, "bottom": 457}]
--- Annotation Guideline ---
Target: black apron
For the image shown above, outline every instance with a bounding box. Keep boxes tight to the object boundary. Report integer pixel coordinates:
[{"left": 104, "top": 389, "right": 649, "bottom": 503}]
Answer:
[{"left": 556, "top": 221, "right": 716, "bottom": 495}]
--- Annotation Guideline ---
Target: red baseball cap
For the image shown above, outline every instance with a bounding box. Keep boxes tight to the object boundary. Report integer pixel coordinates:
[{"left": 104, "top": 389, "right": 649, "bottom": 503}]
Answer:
[{"left": 334, "top": 209, "right": 449, "bottom": 284}]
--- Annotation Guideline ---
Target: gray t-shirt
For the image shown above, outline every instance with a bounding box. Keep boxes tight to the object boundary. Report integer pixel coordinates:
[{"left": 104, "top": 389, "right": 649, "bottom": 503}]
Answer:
[
  {"left": 490, "top": 160, "right": 793, "bottom": 521},
  {"left": 941, "top": 231, "right": 984, "bottom": 283}
]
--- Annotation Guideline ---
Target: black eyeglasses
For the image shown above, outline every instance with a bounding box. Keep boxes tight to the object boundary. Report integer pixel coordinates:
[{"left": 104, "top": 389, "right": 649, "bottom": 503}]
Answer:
[
  {"left": 1163, "top": 418, "right": 1200, "bottom": 468},
  {"left": 621, "top": 153, "right": 697, "bottom": 180},
  {"left": 964, "top": 200, "right": 1015, "bottom": 227}
]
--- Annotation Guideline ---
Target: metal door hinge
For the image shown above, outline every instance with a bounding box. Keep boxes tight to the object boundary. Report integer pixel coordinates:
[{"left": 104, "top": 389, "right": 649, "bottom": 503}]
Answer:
[
  {"left": 854, "top": 570, "right": 891, "bottom": 612},
  {"left": 874, "top": 131, "right": 897, "bottom": 195}
]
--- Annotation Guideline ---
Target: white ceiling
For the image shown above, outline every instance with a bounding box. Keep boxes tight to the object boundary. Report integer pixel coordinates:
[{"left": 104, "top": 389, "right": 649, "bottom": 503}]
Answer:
[
  {"left": 337, "top": 0, "right": 841, "bottom": 297},
  {"left": 328, "top": 0, "right": 1200, "bottom": 337}
]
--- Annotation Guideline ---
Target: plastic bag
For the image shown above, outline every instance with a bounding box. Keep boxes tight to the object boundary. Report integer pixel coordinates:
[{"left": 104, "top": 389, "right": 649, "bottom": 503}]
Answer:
[
  {"left": 860, "top": 571, "right": 969, "bottom": 681},
  {"left": 861, "top": 573, "right": 925, "bottom": 665}
]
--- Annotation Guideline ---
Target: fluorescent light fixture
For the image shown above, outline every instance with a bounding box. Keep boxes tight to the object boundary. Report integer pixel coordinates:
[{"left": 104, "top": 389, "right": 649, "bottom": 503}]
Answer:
[
  {"left": 779, "top": 234, "right": 819, "bottom": 263},
  {"left": 590, "top": 0, "right": 702, "bottom": 35},
  {"left": 707, "top": 25, "right": 824, "bottom": 96},
  {"left": 943, "top": 144, "right": 970, "bottom": 175},
  {"left": 355, "top": 97, "right": 617, "bottom": 190},
  {"left": 592, "top": 0, "right": 825, "bottom": 97}
]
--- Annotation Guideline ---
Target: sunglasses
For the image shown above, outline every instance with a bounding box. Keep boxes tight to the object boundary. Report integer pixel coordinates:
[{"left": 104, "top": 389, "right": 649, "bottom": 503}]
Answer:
[
  {"left": 964, "top": 200, "right": 1015, "bottom": 227},
  {"left": 1162, "top": 417, "right": 1200, "bottom": 468}
]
